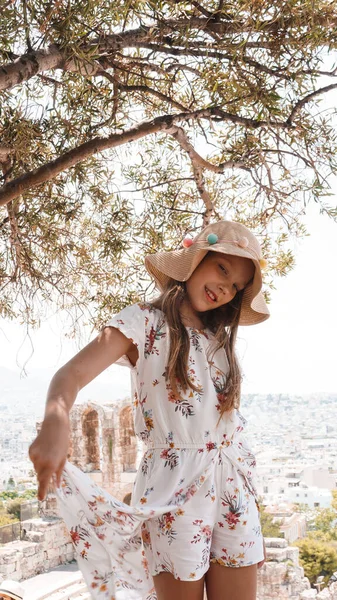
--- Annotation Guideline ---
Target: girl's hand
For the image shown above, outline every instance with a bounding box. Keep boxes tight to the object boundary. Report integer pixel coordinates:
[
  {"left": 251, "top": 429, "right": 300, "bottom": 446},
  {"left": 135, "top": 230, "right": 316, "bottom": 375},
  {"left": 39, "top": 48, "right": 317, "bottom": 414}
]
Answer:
[
  {"left": 29, "top": 412, "right": 70, "bottom": 501},
  {"left": 257, "top": 538, "right": 266, "bottom": 569},
  {"left": 29, "top": 325, "right": 136, "bottom": 501}
]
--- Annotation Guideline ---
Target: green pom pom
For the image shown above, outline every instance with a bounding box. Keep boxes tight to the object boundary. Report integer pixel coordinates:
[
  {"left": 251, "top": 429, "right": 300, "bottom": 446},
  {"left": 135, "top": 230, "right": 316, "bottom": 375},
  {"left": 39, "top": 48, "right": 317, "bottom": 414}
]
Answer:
[{"left": 207, "top": 233, "right": 218, "bottom": 245}]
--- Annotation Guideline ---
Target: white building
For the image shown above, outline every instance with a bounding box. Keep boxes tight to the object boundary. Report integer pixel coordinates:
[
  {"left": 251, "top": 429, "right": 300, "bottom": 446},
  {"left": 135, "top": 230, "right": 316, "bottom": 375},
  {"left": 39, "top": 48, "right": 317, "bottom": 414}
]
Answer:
[{"left": 287, "top": 483, "right": 332, "bottom": 509}]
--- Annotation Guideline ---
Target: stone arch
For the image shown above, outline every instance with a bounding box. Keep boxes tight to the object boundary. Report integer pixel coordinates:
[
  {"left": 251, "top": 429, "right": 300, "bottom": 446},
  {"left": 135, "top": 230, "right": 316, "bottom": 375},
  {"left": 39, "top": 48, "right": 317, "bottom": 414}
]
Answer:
[
  {"left": 82, "top": 408, "right": 100, "bottom": 471},
  {"left": 119, "top": 406, "right": 137, "bottom": 472}
]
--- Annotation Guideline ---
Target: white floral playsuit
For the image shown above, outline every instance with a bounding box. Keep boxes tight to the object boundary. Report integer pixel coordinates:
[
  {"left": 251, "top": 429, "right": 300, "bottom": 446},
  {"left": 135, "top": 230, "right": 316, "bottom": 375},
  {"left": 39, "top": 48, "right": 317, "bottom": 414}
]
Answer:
[{"left": 56, "top": 303, "right": 264, "bottom": 600}]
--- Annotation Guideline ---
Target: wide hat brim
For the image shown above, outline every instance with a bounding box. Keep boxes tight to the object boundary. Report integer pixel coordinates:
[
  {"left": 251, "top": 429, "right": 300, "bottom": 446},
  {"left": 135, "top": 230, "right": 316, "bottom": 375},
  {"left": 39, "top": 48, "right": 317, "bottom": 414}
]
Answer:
[
  {"left": 145, "top": 221, "right": 270, "bottom": 326},
  {"left": 0, "top": 584, "right": 24, "bottom": 600}
]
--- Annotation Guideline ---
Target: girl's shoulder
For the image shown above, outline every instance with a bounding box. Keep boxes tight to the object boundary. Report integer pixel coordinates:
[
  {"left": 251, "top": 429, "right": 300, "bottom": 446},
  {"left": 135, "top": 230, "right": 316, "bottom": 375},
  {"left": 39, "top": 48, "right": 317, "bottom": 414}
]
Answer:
[
  {"left": 136, "top": 301, "right": 161, "bottom": 315},
  {"left": 134, "top": 301, "right": 165, "bottom": 327},
  {"left": 111, "top": 301, "right": 164, "bottom": 326}
]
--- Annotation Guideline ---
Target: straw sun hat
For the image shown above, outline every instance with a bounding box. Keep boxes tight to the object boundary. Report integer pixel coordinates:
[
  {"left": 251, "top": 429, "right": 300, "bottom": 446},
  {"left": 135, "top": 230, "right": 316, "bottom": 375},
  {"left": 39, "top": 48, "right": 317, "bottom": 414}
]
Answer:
[
  {"left": 145, "top": 220, "right": 270, "bottom": 326},
  {"left": 0, "top": 580, "right": 25, "bottom": 600}
]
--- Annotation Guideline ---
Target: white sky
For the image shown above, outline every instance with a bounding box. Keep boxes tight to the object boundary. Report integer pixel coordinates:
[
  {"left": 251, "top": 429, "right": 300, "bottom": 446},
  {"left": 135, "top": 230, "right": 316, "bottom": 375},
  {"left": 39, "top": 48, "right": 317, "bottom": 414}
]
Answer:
[
  {"left": 0, "top": 201, "right": 336, "bottom": 395},
  {"left": 237, "top": 202, "right": 337, "bottom": 394}
]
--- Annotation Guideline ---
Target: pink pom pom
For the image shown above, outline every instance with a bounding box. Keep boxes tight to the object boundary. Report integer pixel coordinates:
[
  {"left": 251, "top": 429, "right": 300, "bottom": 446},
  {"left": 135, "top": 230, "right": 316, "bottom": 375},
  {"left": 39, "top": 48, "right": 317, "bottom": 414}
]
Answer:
[
  {"left": 182, "top": 237, "right": 193, "bottom": 248},
  {"left": 237, "top": 236, "right": 249, "bottom": 248}
]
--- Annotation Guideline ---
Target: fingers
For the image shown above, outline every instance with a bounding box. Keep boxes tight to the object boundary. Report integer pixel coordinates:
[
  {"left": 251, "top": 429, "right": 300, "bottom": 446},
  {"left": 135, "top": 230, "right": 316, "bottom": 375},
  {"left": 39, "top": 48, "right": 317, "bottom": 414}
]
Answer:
[
  {"left": 31, "top": 459, "right": 66, "bottom": 500},
  {"left": 36, "top": 466, "right": 54, "bottom": 501},
  {"left": 55, "top": 460, "right": 66, "bottom": 488},
  {"left": 29, "top": 444, "right": 59, "bottom": 501}
]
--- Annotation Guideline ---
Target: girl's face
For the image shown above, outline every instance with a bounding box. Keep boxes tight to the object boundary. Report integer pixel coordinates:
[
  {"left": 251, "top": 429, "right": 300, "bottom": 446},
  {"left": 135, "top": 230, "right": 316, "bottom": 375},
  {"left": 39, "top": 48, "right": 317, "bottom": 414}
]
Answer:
[{"left": 184, "top": 251, "right": 255, "bottom": 314}]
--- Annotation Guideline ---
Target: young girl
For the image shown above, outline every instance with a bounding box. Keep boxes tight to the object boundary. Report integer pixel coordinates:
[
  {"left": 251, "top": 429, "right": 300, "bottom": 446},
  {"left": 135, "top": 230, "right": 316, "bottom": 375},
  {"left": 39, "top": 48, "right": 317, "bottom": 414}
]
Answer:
[{"left": 29, "top": 220, "right": 270, "bottom": 600}]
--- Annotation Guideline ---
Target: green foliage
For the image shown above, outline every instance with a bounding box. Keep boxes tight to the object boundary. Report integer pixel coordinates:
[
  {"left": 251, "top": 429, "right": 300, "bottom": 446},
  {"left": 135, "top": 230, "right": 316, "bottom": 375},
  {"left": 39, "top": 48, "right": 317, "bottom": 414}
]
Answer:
[
  {"left": 0, "top": 491, "right": 18, "bottom": 500},
  {"left": 20, "top": 489, "right": 37, "bottom": 500},
  {"left": 0, "top": 513, "right": 19, "bottom": 526},
  {"left": 313, "top": 508, "right": 337, "bottom": 540},
  {"left": 6, "top": 499, "right": 22, "bottom": 521},
  {"left": 1, "top": 1, "right": 337, "bottom": 334},
  {"left": 259, "top": 501, "right": 283, "bottom": 538},
  {"left": 295, "top": 537, "right": 337, "bottom": 585},
  {"left": 331, "top": 490, "right": 337, "bottom": 512},
  {"left": 0, "top": 497, "right": 18, "bottom": 526},
  {"left": 293, "top": 503, "right": 310, "bottom": 513}
]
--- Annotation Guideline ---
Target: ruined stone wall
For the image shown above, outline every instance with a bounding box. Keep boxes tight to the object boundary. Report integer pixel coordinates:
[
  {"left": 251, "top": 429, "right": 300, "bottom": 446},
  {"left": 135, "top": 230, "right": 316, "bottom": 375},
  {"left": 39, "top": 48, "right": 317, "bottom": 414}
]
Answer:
[
  {"left": 36, "top": 398, "right": 141, "bottom": 507},
  {"left": 68, "top": 399, "right": 141, "bottom": 500},
  {"left": 0, "top": 517, "right": 74, "bottom": 582},
  {"left": 301, "top": 582, "right": 337, "bottom": 599},
  {"left": 257, "top": 538, "right": 310, "bottom": 599}
]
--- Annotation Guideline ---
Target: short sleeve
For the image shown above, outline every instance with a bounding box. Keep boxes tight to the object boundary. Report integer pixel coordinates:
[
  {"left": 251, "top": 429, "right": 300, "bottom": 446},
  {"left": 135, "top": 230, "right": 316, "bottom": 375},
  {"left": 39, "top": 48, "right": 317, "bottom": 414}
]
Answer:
[{"left": 104, "top": 303, "right": 145, "bottom": 369}]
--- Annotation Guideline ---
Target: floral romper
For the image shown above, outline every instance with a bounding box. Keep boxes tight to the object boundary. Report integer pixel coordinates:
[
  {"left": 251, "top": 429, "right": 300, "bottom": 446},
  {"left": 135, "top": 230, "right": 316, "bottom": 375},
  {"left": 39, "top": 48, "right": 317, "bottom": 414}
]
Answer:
[{"left": 56, "top": 302, "right": 264, "bottom": 600}]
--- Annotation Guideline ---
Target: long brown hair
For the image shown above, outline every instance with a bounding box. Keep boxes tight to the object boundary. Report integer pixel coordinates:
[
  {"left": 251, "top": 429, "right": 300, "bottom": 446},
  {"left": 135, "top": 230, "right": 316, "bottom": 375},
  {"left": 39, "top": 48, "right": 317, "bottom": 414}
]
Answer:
[{"left": 149, "top": 276, "right": 244, "bottom": 424}]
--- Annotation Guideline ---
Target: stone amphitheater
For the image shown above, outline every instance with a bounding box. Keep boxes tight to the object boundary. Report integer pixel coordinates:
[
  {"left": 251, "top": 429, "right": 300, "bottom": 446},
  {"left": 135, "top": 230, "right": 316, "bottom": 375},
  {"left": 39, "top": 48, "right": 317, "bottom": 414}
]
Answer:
[{"left": 0, "top": 400, "right": 335, "bottom": 600}]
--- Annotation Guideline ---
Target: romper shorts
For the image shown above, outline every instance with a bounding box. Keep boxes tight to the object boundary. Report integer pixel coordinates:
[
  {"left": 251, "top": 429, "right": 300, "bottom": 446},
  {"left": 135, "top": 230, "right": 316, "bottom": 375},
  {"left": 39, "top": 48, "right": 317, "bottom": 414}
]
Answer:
[{"left": 140, "top": 452, "right": 264, "bottom": 581}]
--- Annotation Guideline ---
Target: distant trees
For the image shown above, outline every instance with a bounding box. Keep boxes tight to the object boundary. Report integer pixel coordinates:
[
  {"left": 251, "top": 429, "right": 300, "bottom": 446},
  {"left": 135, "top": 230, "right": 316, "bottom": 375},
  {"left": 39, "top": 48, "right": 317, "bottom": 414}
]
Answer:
[
  {"left": 0, "top": 489, "right": 38, "bottom": 525},
  {"left": 294, "top": 490, "right": 337, "bottom": 585},
  {"left": 313, "top": 507, "right": 337, "bottom": 541},
  {"left": 0, "top": 513, "right": 18, "bottom": 526},
  {"left": 7, "top": 476, "right": 15, "bottom": 489},
  {"left": 20, "top": 489, "right": 37, "bottom": 500},
  {"left": 0, "top": 489, "right": 37, "bottom": 501},
  {"left": 259, "top": 500, "right": 282, "bottom": 538},
  {"left": 0, "top": 499, "right": 19, "bottom": 526},
  {"left": 0, "top": 490, "right": 18, "bottom": 501},
  {"left": 260, "top": 489, "right": 337, "bottom": 586},
  {"left": 295, "top": 538, "right": 337, "bottom": 586},
  {"left": 6, "top": 499, "right": 22, "bottom": 521}
]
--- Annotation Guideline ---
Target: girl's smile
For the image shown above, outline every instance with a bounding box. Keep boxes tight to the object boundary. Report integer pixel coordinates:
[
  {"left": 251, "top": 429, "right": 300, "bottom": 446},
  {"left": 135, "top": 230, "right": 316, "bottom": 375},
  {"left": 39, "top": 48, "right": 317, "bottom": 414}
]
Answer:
[
  {"left": 205, "top": 286, "right": 218, "bottom": 303},
  {"left": 181, "top": 251, "right": 255, "bottom": 327}
]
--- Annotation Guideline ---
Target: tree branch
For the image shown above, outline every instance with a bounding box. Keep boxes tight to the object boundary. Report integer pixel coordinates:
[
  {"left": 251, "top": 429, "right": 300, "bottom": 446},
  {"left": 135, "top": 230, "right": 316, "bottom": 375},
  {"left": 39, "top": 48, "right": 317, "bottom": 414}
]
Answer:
[
  {"left": 97, "top": 71, "right": 189, "bottom": 111},
  {"left": 0, "top": 106, "right": 288, "bottom": 206},
  {"left": 210, "top": 107, "right": 290, "bottom": 130},
  {"left": 167, "top": 125, "right": 249, "bottom": 173},
  {"left": 166, "top": 124, "right": 250, "bottom": 225},
  {"left": 0, "top": 117, "right": 164, "bottom": 206},
  {"left": 118, "top": 177, "right": 194, "bottom": 193},
  {"left": 286, "top": 83, "right": 337, "bottom": 124},
  {"left": 167, "top": 124, "right": 214, "bottom": 226},
  {"left": 0, "top": 45, "right": 64, "bottom": 91},
  {"left": 190, "top": 1, "right": 213, "bottom": 18},
  {"left": 0, "top": 146, "right": 14, "bottom": 161},
  {"left": 0, "top": 15, "right": 293, "bottom": 91}
]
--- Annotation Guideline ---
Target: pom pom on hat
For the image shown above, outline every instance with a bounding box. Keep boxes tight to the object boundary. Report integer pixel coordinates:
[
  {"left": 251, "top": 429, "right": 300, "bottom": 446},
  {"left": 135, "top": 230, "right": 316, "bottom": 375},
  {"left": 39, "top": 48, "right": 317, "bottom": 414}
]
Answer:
[
  {"left": 207, "top": 233, "right": 218, "bottom": 245},
  {"left": 237, "top": 236, "right": 249, "bottom": 248},
  {"left": 259, "top": 258, "right": 268, "bottom": 270},
  {"left": 182, "top": 236, "right": 194, "bottom": 248}
]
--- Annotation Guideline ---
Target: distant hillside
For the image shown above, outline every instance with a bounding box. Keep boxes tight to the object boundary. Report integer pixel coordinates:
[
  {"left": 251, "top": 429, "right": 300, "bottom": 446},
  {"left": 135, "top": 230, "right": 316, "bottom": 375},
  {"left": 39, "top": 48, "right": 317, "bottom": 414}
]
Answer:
[{"left": 0, "top": 365, "right": 131, "bottom": 417}]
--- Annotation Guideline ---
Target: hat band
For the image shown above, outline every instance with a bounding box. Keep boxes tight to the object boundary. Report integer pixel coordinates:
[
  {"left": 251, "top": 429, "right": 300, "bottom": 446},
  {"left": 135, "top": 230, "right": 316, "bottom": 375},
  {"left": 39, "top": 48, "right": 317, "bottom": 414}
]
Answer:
[{"left": 191, "top": 237, "right": 262, "bottom": 261}]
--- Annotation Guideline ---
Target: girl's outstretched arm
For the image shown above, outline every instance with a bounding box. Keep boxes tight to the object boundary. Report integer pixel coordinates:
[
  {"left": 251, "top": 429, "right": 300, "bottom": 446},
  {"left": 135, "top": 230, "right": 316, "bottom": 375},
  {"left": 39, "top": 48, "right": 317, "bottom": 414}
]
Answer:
[{"left": 29, "top": 327, "right": 137, "bottom": 500}]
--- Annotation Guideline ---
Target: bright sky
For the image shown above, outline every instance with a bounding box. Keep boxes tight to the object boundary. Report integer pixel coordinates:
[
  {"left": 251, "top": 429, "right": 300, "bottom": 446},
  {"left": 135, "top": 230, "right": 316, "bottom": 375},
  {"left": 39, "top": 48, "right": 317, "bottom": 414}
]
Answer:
[
  {"left": 0, "top": 201, "right": 336, "bottom": 396},
  {"left": 237, "top": 202, "right": 337, "bottom": 394}
]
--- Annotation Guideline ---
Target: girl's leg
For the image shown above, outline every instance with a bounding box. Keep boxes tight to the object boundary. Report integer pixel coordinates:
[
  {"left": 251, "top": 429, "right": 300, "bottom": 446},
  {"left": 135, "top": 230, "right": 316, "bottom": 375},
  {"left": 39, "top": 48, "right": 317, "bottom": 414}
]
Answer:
[
  {"left": 205, "top": 562, "right": 257, "bottom": 600},
  {"left": 152, "top": 572, "right": 205, "bottom": 600}
]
